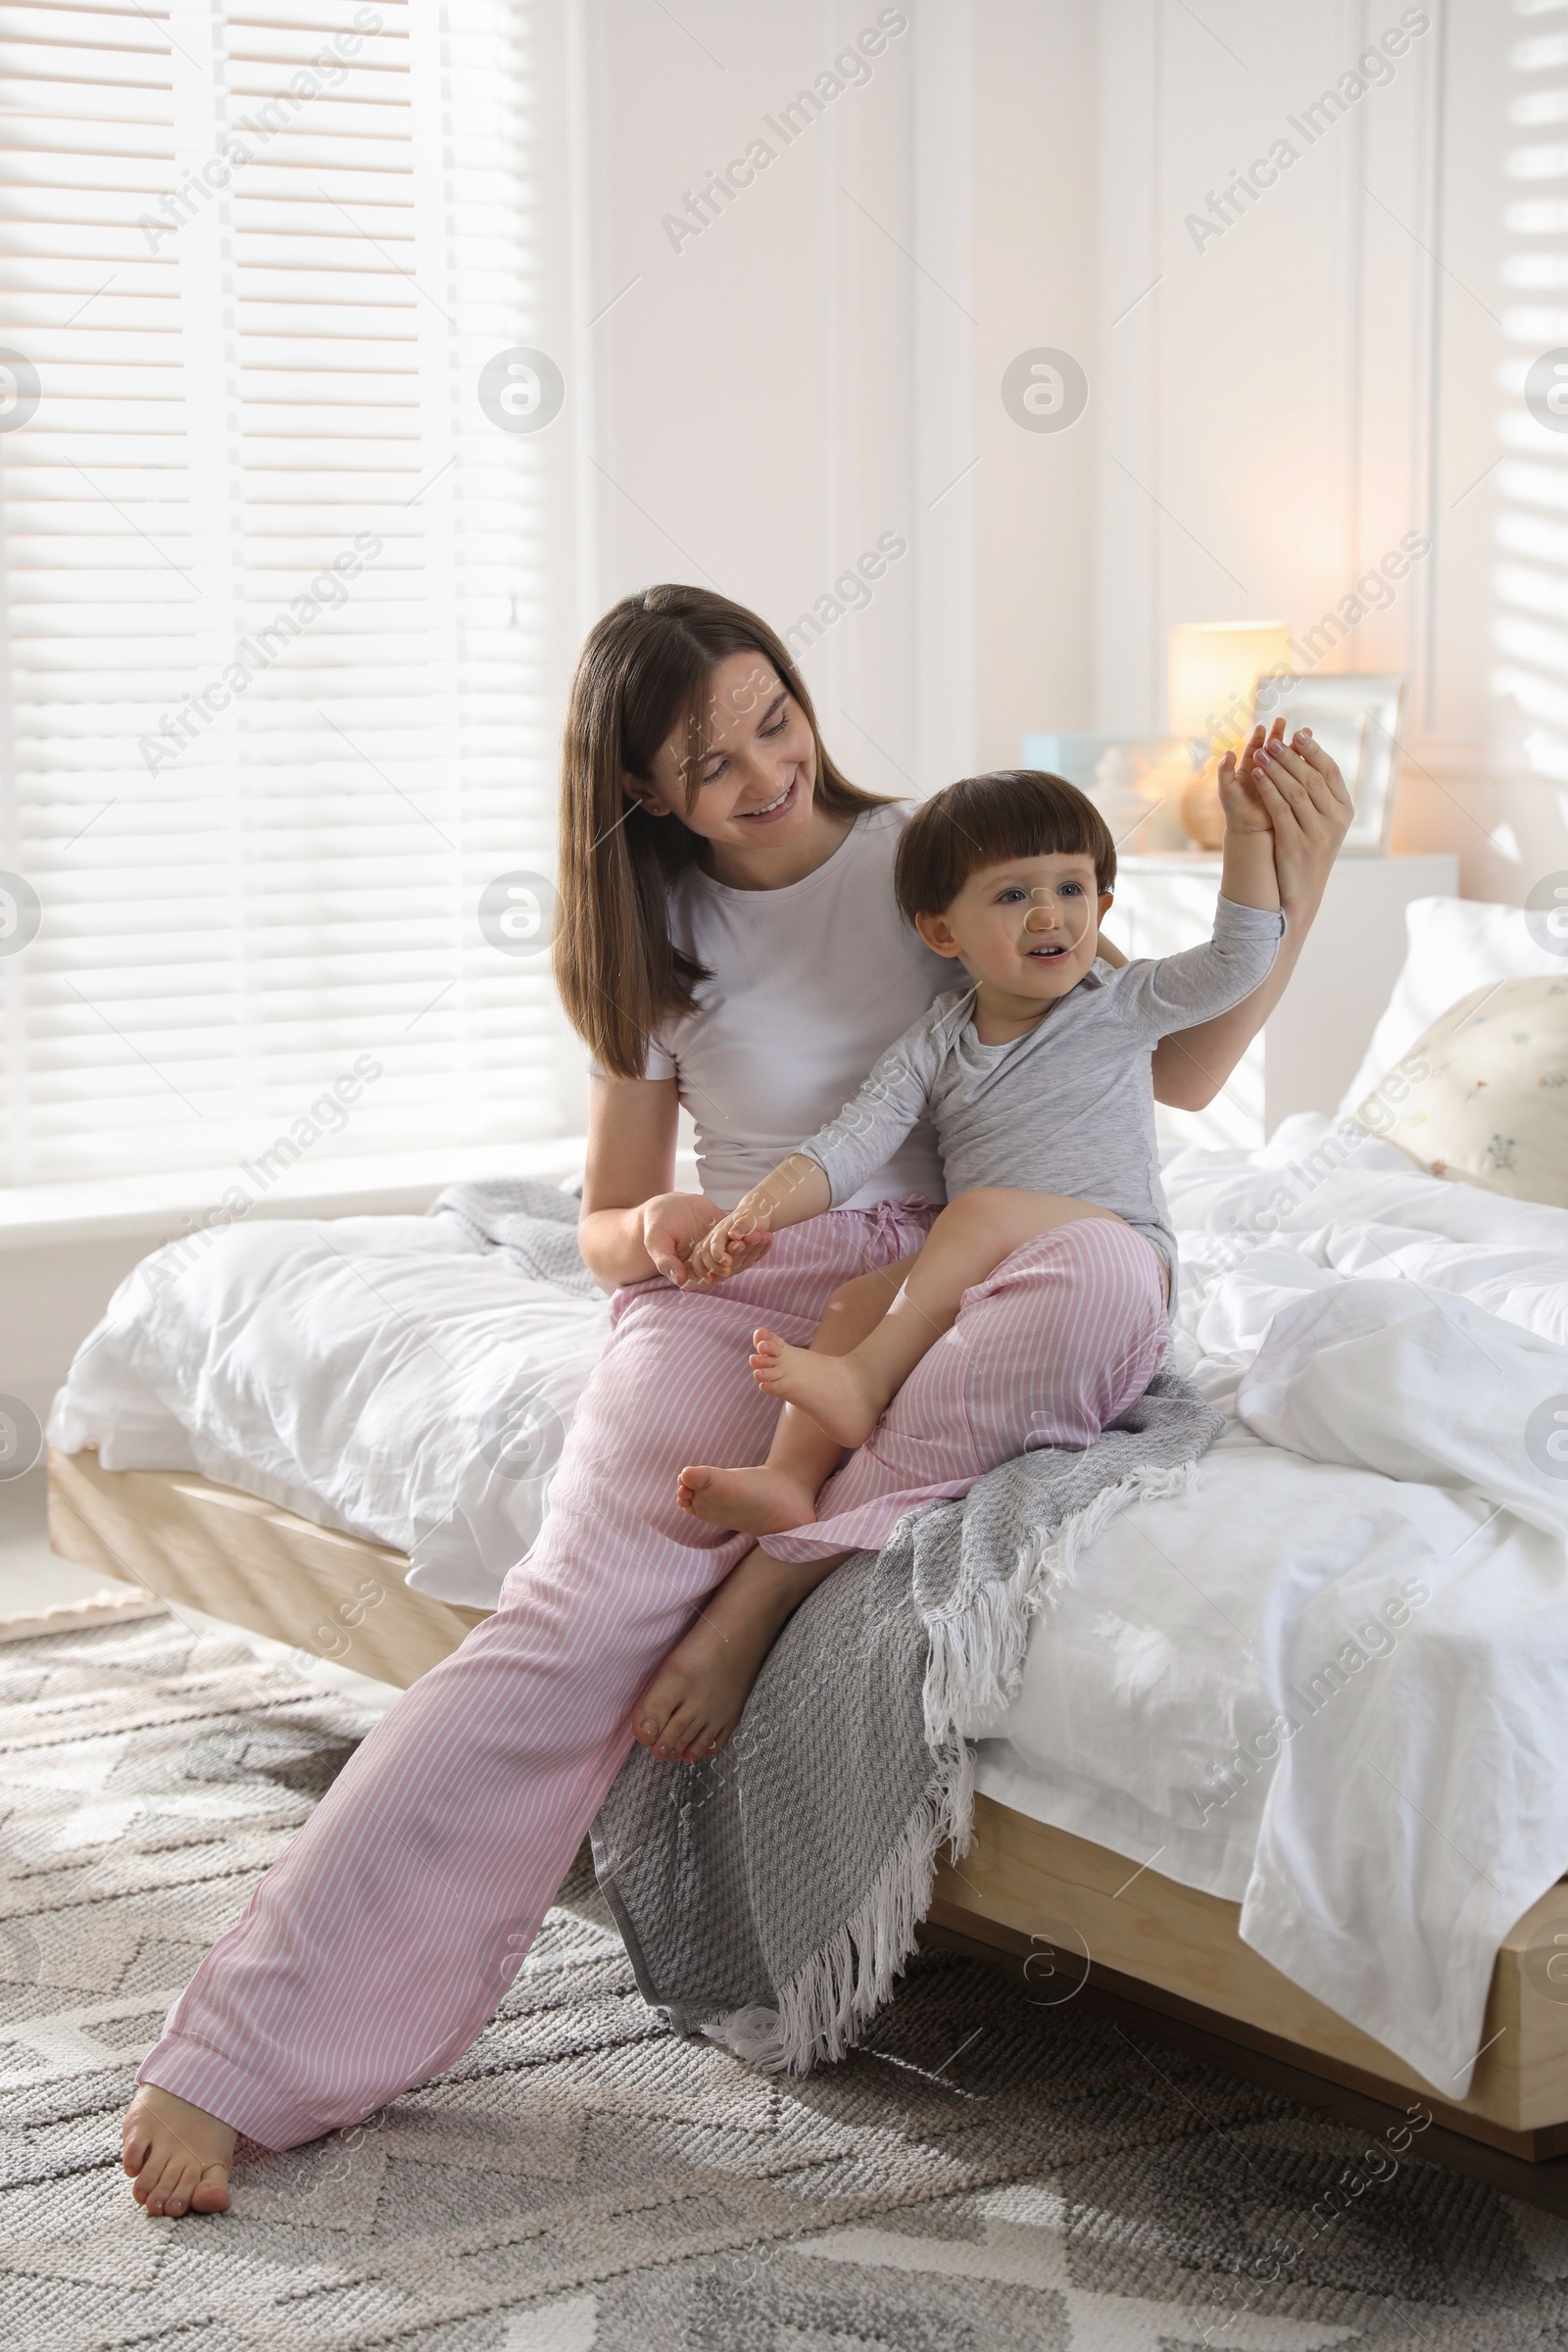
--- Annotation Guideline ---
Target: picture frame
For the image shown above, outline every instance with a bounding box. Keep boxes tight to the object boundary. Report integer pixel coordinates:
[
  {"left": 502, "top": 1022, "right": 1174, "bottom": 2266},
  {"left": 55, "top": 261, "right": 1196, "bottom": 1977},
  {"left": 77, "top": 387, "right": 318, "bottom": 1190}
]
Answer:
[{"left": 1248, "top": 671, "right": 1406, "bottom": 854}]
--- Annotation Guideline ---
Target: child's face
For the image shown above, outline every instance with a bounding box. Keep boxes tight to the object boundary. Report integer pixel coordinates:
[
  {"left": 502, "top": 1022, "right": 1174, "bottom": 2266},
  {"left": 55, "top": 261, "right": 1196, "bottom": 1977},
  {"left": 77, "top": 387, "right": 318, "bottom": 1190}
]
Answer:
[{"left": 914, "top": 852, "right": 1112, "bottom": 1003}]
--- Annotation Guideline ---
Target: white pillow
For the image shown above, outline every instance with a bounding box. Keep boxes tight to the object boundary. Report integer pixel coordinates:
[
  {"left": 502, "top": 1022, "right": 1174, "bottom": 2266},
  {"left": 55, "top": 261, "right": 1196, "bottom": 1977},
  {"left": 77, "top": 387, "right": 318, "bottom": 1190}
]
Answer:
[{"left": 1336, "top": 896, "right": 1568, "bottom": 1116}]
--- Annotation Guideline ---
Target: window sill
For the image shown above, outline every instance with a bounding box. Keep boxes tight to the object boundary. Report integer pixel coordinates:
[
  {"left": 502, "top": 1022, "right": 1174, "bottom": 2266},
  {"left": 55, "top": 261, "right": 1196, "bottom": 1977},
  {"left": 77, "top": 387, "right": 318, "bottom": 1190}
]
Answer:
[{"left": 0, "top": 1139, "right": 596, "bottom": 1251}]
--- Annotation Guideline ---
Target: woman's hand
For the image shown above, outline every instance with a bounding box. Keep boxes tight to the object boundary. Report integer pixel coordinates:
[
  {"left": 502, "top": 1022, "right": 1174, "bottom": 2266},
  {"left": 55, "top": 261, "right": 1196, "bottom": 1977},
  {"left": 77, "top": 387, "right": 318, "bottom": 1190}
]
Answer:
[
  {"left": 639, "top": 1194, "right": 775, "bottom": 1288},
  {"left": 1250, "top": 723, "right": 1353, "bottom": 916},
  {"left": 638, "top": 1193, "right": 725, "bottom": 1286}
]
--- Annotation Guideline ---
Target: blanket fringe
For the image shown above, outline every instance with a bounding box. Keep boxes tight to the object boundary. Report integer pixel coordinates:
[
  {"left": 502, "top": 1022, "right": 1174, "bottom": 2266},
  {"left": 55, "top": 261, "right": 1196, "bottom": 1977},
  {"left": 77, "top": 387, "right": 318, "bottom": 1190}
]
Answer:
[
  {"left": 921, "top": 1457, "right": 1200, "bottom": 1749},
  {"left": 702, "top": 1737, "right": 975, "bottom": 2077},
  {"left": 701, "top": 1455, "right": 1199, "bottom": 2078}
]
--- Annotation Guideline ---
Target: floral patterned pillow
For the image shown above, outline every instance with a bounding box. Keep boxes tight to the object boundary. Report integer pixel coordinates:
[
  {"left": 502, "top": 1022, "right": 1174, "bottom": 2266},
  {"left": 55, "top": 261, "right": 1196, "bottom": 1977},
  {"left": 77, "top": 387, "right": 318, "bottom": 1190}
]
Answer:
[{"left": 1352, "top": 973, "right": 1568, "bottom": 1208}]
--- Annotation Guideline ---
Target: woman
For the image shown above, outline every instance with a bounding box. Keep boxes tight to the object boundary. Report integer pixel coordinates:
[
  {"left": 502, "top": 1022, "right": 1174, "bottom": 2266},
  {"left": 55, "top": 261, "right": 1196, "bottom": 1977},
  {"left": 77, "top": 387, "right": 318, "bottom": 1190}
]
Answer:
[{"left": 122, "top": 585, "right": 1351, "bottom": 2217}]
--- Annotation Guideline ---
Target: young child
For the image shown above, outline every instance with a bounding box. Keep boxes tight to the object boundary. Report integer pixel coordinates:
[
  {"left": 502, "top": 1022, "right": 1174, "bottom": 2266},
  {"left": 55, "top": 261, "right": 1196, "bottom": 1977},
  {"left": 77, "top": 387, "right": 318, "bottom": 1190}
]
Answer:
[{"left": 672, "top": 749, "right": 1285, "bottom": 1543}]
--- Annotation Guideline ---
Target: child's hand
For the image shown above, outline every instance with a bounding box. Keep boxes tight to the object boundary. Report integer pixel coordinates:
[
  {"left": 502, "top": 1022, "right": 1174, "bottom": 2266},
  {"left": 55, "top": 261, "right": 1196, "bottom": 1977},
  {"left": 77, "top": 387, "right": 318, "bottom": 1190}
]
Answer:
[
  {"left": 1216, "top": 718, "right": 1282, "bottom": 836},
  {"left": 685, "top": 1218, "right": 735, "bottom": 1285},
  {"left": 686, "top": 1205, "right": 772, "bottom": 1287}
]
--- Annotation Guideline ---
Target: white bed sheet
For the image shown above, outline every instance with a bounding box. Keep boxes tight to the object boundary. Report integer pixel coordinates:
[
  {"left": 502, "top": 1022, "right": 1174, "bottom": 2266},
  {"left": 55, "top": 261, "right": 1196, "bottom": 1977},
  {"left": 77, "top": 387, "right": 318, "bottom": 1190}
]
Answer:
[{"left": 48, "top": 1119, "right": 1568, "bottom": 2095}]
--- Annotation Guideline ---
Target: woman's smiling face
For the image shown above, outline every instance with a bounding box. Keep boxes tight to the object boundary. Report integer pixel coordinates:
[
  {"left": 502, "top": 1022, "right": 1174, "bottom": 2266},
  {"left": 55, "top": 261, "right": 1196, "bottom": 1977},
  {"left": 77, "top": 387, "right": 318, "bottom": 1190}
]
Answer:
[{"left": 631, "top": 653, "right": 820, "bottom": 855}]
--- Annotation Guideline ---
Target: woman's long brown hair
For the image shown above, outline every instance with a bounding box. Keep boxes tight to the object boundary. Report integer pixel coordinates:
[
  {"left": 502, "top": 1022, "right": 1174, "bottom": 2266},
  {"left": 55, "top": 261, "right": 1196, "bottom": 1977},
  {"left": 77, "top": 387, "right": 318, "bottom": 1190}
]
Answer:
[{"left": 554, "top": 584, "right": 891, "bottom": 1079}]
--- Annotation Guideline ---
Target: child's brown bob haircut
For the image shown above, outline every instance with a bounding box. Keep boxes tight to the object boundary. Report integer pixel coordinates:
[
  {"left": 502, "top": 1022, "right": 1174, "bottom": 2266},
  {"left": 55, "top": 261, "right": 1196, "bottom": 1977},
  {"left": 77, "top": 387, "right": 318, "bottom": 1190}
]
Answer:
[{"left": 893, "top": 769, "right": 1116, "bottom": 923}]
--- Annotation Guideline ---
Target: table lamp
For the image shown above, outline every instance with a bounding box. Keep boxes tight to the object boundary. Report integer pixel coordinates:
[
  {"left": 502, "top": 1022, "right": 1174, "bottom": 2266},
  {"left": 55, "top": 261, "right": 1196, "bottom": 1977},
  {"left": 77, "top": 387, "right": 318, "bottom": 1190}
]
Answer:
[{"left": 1167, "top": 620, "right": 1294, "bottom": 848}]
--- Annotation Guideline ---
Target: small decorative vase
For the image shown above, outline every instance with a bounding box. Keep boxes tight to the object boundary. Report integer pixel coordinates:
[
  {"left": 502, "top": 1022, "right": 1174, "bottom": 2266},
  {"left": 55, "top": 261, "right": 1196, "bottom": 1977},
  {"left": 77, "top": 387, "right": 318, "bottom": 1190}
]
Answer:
[{"left": 1180, "top": 757, "right": 1227, "bottom": 851}]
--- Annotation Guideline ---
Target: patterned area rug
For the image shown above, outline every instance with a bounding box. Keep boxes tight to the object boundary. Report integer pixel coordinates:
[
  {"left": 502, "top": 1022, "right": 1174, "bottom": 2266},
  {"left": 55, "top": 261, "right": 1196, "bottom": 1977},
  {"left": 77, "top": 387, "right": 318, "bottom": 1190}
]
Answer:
[{"left": 5, "top": 1615, "right": 1568, "bottom": 2352}]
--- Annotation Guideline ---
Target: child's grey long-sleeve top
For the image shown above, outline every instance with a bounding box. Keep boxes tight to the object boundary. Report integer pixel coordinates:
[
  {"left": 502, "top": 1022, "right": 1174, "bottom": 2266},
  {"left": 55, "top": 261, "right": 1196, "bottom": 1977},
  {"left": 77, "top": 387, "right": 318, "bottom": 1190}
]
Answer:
[{"left": 795, "top": 894, "right": 1285, "bottom": 1294}]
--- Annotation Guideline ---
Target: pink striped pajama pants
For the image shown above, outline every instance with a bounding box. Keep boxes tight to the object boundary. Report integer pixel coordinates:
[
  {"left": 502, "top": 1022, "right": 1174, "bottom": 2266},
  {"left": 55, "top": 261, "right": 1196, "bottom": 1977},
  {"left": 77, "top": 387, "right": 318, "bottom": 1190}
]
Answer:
[{"left": 136, "top": 1201, "right": 1166, "bottom": 2150}]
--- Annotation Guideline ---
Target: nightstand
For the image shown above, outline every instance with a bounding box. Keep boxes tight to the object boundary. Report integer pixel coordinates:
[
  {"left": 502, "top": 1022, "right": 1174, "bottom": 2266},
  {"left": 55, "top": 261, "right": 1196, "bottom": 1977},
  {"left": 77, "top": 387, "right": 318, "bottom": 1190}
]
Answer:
[{"left": 1109, "top": 853, "right": 1460, "bottom": 1151}]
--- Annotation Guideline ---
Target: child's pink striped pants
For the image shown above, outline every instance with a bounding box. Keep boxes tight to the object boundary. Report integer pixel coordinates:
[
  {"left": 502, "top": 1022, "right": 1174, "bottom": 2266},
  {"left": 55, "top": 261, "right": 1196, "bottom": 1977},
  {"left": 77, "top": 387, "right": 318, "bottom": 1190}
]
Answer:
[{"left": 137, "top": 1201, "right": 1166, "bottom": 2149}]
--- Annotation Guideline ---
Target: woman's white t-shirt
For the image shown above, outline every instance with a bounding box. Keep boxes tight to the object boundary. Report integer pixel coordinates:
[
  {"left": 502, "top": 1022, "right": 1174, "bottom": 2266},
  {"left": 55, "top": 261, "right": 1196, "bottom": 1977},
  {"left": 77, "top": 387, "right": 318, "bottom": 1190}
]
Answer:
[{"left": 600, "top": 803, "right": 955, "bottom": 1211}]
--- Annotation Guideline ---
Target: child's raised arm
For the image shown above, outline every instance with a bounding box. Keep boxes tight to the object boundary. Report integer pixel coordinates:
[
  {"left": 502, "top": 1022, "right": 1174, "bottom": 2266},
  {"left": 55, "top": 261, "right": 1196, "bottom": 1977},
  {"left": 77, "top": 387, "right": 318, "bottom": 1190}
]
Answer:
[
  {"left": 1215, "top": 718, "right": 1283, "bottom": 913},
  {"left": 1108, "top": 724, "right": 1289, "bottom": 1040}
]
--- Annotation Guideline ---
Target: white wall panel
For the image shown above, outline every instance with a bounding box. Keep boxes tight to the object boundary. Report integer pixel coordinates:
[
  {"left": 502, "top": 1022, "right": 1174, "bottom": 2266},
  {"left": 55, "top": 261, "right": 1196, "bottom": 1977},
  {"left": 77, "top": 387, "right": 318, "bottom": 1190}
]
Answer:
[
  {"left": 579, "top": 1, "right": 934, "bottom": 794},
  {"left": 1082, "top": 0, "right": 1568, "bottom": 904}
]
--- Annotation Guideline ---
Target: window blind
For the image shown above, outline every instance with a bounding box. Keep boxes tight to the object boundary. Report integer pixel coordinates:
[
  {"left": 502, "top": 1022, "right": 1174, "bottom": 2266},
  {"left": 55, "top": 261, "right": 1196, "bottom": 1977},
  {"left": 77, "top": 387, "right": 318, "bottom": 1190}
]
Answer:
[
  {"left": 1496, "top": 1, "right": 1568, "bottom": 780},
  {"left": 0, "top": 0, "right": 572, "bottom": 1187}
]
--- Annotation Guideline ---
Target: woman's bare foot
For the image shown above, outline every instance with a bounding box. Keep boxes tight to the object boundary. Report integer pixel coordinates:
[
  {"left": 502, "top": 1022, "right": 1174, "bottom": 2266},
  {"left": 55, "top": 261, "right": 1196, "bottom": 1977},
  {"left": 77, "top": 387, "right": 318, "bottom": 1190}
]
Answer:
[
  {"left": 750, "top": 1326, "right": 886, "bottom": 1447},
  {"left": 632, "top": 1574, "right": 794, "bottom": 1764},
  {"left": 676, "top": 1459, "right": 819, "bottom": 1536},
  {"left": 122, "top": 2084, "right": 236, "bottom": 2218}
]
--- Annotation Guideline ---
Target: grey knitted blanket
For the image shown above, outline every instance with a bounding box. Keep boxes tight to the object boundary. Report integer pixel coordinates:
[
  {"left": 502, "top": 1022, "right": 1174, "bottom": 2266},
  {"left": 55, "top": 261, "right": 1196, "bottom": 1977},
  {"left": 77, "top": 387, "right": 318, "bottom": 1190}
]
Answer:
[
  {"left": 425, "top": 1175, "right": 599, "bottom": 1298},
  {"left": 593, "top": 1364, "right": 1220, "bottom": 2072},
  {"left": 430, "top": 1182, "right": 1221, "bottom": 2074}
]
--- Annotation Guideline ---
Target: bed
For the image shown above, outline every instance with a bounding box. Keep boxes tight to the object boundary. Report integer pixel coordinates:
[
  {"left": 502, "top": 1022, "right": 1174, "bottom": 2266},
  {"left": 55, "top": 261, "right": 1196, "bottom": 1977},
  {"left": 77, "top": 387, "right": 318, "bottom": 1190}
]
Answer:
[{"left": 43, "top": 893, "right": 1568, "bottom": 2208}]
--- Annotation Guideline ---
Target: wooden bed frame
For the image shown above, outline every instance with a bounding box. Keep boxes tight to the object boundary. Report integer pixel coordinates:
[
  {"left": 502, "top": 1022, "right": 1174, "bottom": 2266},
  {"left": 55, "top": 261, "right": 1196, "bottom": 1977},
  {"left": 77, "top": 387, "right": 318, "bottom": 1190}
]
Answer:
[{"left": 47, "top": 1444, "right": 1568, "bottom": 2214}]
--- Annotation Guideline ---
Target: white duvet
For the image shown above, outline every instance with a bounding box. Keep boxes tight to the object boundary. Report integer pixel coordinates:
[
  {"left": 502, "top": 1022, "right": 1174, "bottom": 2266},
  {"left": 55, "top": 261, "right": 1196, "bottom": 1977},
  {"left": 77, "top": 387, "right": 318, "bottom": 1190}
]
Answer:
[
  {"left": 50, "top": 1118, "right": 1568, "bottom": 2097},
  {"left": 973, "top": 1115, "right": 1568, "bottom": 2098},
  {"left": 49, "top": 1208, "right": 611, "bottom": 1607}
]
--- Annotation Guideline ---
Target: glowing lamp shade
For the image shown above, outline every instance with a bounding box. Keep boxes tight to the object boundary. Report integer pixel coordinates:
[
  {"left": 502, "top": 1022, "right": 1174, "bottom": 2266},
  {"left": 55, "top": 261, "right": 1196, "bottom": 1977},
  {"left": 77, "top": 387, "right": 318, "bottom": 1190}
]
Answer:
[{"left": 1167, "top": 621, "right": 1293, "bottom": 745}]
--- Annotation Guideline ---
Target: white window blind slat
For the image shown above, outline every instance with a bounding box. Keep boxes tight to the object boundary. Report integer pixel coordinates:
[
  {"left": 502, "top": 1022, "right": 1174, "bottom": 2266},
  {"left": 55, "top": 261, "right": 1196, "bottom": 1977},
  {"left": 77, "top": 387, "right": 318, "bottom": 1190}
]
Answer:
[{"left": 0, "top": 0, "right": 570, "bottom": 1186}]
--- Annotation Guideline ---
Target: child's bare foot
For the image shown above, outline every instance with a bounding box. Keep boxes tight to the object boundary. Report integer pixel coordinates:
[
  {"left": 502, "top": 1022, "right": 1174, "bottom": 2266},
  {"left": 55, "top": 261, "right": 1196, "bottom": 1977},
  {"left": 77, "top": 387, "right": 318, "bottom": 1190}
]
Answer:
[
  {"left": 122, "top": 2084, "right": 236, "bottom": 2217},
  {"left": 676, "top": 1460, "right": 820, "bottom": 1536},
  {"left": 632, "top": 1578, "right": 793, "bottom": 1763},
  {"left": 750, "top": 1326, "right": 886, "bottom": 1447}
]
